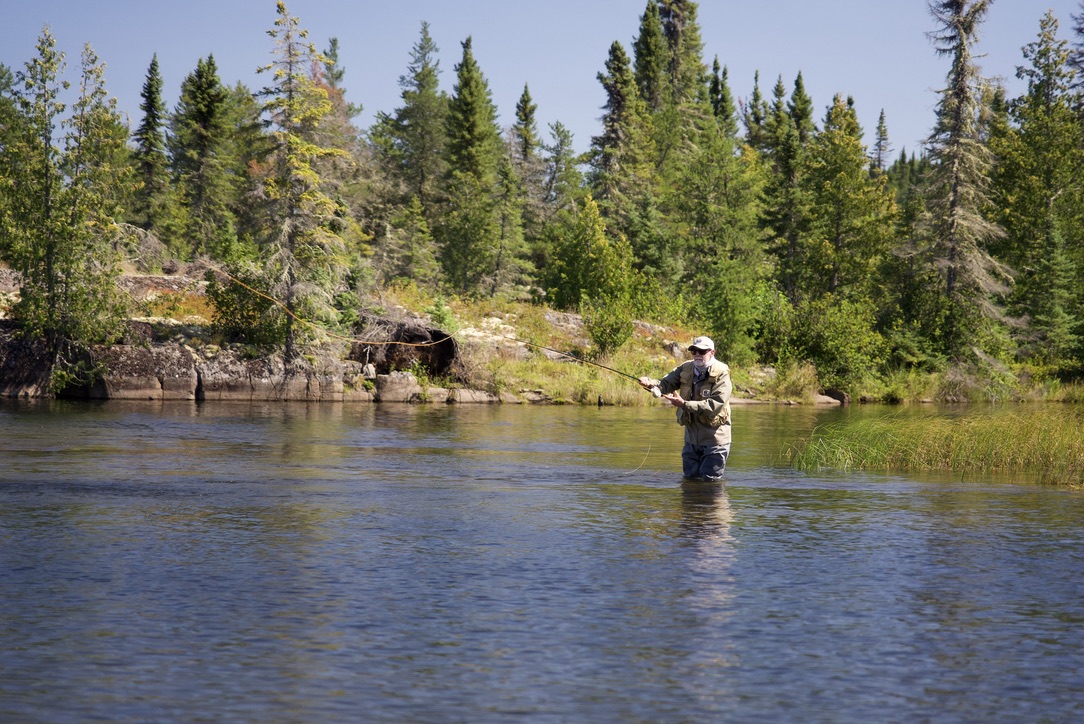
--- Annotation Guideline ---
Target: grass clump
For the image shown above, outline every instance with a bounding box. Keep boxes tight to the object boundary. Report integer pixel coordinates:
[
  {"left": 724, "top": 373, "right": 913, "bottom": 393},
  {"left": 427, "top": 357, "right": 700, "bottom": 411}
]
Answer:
[{"left": 786, "top": 406, "right": 1084, "bottom": 486}]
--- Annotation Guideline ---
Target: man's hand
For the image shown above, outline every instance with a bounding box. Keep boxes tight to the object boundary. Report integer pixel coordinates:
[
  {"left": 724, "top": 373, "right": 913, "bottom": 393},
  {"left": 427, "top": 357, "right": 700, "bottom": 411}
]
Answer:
[
  {"left": 637, "top": 376, "right": 657, "bottom": 390},
  {"left": 661, "top": 391, "right": 685, "bottom": 408}
]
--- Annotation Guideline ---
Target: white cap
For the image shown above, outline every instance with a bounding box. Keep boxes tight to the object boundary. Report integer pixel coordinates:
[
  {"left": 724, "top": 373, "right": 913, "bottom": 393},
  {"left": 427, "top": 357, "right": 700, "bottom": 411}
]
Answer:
[{"left": 688, "top": 336, "right": 715, "bottom": 352}]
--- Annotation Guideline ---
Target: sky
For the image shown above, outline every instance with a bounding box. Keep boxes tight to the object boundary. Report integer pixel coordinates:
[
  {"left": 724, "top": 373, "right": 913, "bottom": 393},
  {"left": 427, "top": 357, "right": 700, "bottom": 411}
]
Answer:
[{"left": 4, "top": 1, "right": 1083, "bottom": 157}]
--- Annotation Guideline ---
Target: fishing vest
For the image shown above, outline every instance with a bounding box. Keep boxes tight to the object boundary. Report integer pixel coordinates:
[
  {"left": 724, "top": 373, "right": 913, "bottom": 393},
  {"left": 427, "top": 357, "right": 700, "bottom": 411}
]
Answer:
[{"left": 674, "top": 360, "right": 731, "bottom": 429}]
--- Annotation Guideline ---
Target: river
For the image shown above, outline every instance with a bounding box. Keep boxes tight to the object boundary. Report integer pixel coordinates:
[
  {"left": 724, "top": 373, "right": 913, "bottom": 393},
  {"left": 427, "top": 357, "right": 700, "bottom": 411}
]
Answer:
[{"left": 2, "top": 400, "right": 1082, "bottom": 722}]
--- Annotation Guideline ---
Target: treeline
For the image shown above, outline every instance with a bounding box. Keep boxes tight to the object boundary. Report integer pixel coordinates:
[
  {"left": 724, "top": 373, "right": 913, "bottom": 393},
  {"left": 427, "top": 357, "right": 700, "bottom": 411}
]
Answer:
[{"left": 2, "top": 0, "right": 1084, "bottom": 395}]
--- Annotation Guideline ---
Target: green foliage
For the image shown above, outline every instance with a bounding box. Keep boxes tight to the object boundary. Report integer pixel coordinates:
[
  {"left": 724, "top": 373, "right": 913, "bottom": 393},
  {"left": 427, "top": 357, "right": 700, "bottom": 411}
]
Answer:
[
  {"left": 205, "top": 267, "right": 287, "bottom": 346},
  {"left": 424, "top": 296, "right": 458, "bottom": 333},
  {"left": 6, "top": 2, "right": 1084, "bottom": 397},
  {"left": 445, "top": 36, "right": 502, "bottom": 186},
  {"left": 757, "top": 291, "right": 885, "bottom": 390},
  {"left": 168, "top": 54, "right": 235, "bottom": 258},
  {"left": 0, "top": 33, "right": 129, "bottom": 391},
  {"left": 924, "top": 0, "right": 1008, "bottom": 357},
  {"left": 990, "top": 11, "right": 1082, "bottom": 366},
  {"left": 379, "top": 196, "right": 441, "bottom": 286},
  {"left": 787, "top": 407, "right": 1084, "bottom": 485},
  {"left": 130, "top": 54, "right": 169, "bottom": 231},
  {"left": 254, "top": 1, "right": 350, "bottom": 356},
  {"left": 543, "top": 196, "right": 638, "bottom": 354},
  {"left": 369, "top": 21, "right": 449, "bottom": 215},
  {"left": 633, "top": 0, "right": 667, "bottom": 112}
]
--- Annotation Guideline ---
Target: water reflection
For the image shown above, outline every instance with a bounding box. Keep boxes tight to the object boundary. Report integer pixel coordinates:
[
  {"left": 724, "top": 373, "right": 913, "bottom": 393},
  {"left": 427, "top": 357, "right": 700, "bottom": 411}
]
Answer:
[{"left": 2, "top": 401, "right": 1084, "bottom": 722}]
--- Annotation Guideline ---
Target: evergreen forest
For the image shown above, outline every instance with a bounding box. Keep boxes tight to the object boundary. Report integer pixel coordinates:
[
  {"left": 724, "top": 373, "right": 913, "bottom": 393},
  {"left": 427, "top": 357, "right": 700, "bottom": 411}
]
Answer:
[{"left": 4, "top": 0, "right": 1084, "bottom": 400}]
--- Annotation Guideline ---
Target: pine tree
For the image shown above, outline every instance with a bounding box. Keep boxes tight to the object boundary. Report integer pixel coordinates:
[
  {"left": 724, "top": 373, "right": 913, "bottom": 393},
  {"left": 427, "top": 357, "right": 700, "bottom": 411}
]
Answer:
[
  {"left": 788, "top": 72, "right": 816, "bottom": 144},
  {"left": 633, "top": 0, "right": 667, "bottom": 112},
  {"left": 439, "top": 36, "right": 509, "bottom": 293},
  {"left": 743, "top": 71, "right": 769, "bottom": 151},
  {"left": 924, "top": 0, "right": 1008, "bottom": 356},
  {"left": 871, "top": 109, "right": 892, "bottom": 173},
  {"left": 169, "top": 54, "right": 235, "bottom": 258},
  {"left": 709, "top": 57, "right": 738, "bottom": 137},
  {"left": 252, "top": 1, "right": 349, "bottom": 358},
  {"left": 0, "top": 33, "right": 129, "bottom": 389},
  {"left": 800, "top": 95, "right": 896, "bottom": 299},
  {"left": 659, "top": 0, "right": 707, "bottom": 106},
  {"left": 131, "top": 54, "right": 169, "bottom": 231},
  {"left": 588, "top": 41, "right": 654, "bottom": 230},
  {"left": 991, "top": 10, "right": 1081, "bottom": 363}
]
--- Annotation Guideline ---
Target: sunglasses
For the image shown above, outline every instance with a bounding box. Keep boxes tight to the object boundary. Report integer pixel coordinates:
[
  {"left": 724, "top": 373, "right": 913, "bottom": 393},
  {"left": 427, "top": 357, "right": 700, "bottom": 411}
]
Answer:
[{"left": 690, "top": 348, "right": 709, "bottom": 355}]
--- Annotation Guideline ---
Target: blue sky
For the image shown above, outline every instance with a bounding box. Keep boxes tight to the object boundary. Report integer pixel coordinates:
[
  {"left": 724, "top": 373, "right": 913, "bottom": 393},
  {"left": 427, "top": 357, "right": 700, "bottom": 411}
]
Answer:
[{"left": 4, "top": 1, "right": 1081, "bottom": 156}]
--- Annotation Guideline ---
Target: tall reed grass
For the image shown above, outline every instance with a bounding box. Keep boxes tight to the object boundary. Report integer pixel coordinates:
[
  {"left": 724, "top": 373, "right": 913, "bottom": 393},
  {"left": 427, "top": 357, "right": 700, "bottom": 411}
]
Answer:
[{"left": 786, "top": 406, "right": 1084, "bottom": 486}]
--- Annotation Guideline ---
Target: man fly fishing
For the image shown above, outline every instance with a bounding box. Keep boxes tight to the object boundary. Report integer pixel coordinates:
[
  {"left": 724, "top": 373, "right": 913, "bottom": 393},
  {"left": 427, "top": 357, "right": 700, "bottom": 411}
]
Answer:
[{"left": 639, "top": 336, "right": 732, "bottom": 481}]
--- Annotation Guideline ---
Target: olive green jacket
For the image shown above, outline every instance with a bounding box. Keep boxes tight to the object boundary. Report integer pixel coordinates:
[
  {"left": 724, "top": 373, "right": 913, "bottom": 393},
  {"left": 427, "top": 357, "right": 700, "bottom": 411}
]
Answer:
[{"left": 657, "top": 359, "right": 732, "bottom": 446}]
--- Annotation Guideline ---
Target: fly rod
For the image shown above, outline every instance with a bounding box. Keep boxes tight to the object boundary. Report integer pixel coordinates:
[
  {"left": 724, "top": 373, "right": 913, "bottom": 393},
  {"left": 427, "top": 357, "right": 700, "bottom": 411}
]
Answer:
[{"left": 505, "top": 336, "right": 663, "bottom": 397}]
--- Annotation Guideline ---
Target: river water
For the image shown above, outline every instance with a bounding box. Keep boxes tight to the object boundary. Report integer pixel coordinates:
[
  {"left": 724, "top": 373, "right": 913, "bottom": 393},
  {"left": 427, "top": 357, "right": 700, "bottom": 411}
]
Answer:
[{"left": 2, "top": 400, "right": 1082, "bottom": 722}]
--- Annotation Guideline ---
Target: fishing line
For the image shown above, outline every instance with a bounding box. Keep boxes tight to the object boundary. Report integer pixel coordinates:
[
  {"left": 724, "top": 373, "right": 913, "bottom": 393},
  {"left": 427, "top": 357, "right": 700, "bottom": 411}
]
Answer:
[
  {"left": 202, "top": 261, "right": 661, "bottom": 396},
  {"left": 202, "top": 262, "right": 665, "bottom": 474}
]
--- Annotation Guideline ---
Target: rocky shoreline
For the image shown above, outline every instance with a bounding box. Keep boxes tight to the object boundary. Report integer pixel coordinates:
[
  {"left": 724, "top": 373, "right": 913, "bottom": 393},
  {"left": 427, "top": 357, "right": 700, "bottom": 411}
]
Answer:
[
  {"left": 0, "top": 271, "right": 843, "bottom": 405},
  {"left": 0, "top": 319, "right": 524, "bottom": 404}
]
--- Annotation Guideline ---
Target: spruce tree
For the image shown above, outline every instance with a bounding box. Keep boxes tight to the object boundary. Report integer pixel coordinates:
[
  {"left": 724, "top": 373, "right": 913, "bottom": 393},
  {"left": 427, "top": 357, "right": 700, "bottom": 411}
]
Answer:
[
  {"left": 588, "top": 41, "right": 653, "bottom": 229},
  {"left": 871, "top": 109, "right": 892, "bottom": 173},
  {"left": 709, "top": 57, "right": 739, "bottom": 137},
  {"left": 509, "top": 83, "right": 546, "bottom": 250},
  {"left": 439, "top": 36, "right": 509, "bottom": 293},
  {"left": 444, "top": 36, "right": 502, "bottom": 186},
  {"left": 541, "top": 121, "right": 584, "bottom": 215},
  {"left": 992, "top": 10, "right": 1081, "bottom": 364},
  {"left": 788, "top": 72, "right": 816, "bottom": 144},
  {"left": 169, "top": 54, "right": 234, "bottom": 258},
  {"left": 924, "top": 0, "right": 1008, "bottom": 356},
  {"left": 800, "top": 95, "right": 896, "bottom": 299},
  {"left": 251, "top": 1, "right": 349, "bottom": 358},
  {"left": 369, "top": 22, "right": 449, "bottom": 219},
  {"left": 659, "top": 0, "right": 707, "bottom": 106},
  {"left": 633, "top": 0, "right": 667, "bottom": 112},
  {"left": 322, "top": 36, "right": 362, "bottom": 119},
  {"left": 380, "top": 196, "right": 441, "bottom": 286},
  {"left": 669, "top": 117, "right": 767, "bottom": 362},
  {"left": 131, "top": 54, "right": 169, "bottom": 231},
  {"left": 743, "top": 71, "right": 768, "bottom": 151}
]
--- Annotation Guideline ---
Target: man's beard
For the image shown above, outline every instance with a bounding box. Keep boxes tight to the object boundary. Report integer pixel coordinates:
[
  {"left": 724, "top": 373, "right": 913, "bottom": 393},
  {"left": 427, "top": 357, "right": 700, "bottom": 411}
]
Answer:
[{"left": 693, "top": 357, "right": 707, "bottom": 371}]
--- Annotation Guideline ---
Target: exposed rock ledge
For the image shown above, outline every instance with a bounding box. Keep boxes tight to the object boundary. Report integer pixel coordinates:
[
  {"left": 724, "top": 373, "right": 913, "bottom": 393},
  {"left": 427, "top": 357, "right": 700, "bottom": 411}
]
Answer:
[{"left": 0, "top": 321, "right": 516, "bottom": 404}]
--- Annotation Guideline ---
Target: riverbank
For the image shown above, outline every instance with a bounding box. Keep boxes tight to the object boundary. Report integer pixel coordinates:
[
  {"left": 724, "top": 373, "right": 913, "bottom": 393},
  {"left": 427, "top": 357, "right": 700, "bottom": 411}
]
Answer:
[{"left": 2, "top": 269, "right": 847, "bottom": 404}]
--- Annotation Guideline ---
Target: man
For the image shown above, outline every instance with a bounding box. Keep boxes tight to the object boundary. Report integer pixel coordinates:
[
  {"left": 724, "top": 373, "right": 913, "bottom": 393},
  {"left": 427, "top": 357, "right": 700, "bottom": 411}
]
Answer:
[{"left": 638, "top": 336, "right": 732, "bottom": 481}]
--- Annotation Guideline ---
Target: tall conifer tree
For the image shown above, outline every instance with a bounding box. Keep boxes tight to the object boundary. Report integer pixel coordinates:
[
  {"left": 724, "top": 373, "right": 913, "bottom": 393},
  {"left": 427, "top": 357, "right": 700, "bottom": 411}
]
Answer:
[
  {"left": 169, "top": 54, "right": 234, "bottom": 258},
  {"left": 992, "top": 10, "right": 1081, "bottom": 363},
  {"left": 924, "top": 0, "right": 1007, "bottom": 355},
  {"left": 439, "top": 36, "right": 508, "bottom": 293},
  {"left": 253, "top": 1, "right": 348, "bottom": 357},
  {"left": 131, "top": 54, "right": 169, "bottom": 231},
  {"left": 633, "top": 0, "right": 667, "bottom": 112},
  {"left": 709, "top": 57, "right": 738, "bottom": 137}
]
